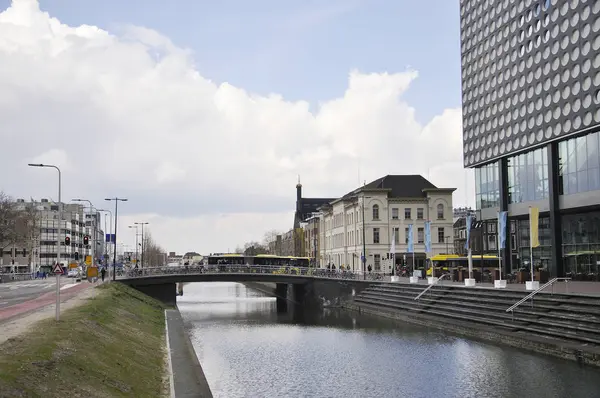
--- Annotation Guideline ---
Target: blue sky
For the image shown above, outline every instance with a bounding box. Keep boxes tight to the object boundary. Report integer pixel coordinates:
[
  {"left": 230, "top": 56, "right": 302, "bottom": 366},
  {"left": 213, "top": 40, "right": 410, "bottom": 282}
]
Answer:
[{"left": 3, "top": 0, "right": 462, "bottom": 124}]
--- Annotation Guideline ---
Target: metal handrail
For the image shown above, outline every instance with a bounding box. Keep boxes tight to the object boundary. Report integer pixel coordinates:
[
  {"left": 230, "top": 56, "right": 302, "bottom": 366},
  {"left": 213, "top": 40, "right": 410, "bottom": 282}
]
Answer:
[
  {"left": 505, "top": 277, "right": 572, "bottom": 313},
  {"left": 120, "top": 264, "right": 389, "bottom": 282},
  {"left": 414, "top": 273, "right": 450, "bottom": 301}
]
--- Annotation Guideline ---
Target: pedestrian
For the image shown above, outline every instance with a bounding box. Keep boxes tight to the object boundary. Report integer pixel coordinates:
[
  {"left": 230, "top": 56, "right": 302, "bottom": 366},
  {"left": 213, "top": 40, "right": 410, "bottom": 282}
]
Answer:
[{"left": 101, "top": 267, "right": 106, "bottom": 282}]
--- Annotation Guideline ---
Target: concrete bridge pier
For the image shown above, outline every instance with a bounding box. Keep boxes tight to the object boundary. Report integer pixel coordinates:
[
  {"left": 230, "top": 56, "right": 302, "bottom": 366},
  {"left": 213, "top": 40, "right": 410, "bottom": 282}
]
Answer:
[{"left": 130, "top": 282, "right": 177, "bottom": 306}]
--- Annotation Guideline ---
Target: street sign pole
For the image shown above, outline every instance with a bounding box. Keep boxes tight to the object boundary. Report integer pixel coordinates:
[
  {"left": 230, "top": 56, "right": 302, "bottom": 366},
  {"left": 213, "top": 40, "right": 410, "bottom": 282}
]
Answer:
[{"left": 52, "top": 263, "right": 63, "bottom": 321}]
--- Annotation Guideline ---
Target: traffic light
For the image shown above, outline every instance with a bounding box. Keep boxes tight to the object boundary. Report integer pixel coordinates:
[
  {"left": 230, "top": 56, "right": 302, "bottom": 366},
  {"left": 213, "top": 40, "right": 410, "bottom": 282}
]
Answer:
[
  {"left": 83, "top": 235, "right": 89, "bottom": 245},
  {"left": 65, "top": 236, "right": 70, "bottom": 246},
  {"left": 74, "top": 252, "right": 79, "bottom": 260}
]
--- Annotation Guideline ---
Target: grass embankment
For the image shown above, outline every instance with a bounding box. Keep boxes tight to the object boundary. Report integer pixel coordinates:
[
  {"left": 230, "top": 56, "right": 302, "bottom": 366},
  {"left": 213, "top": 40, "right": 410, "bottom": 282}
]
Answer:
[{"left": 0, "top": 283, "right": 169, "bottom": 398}]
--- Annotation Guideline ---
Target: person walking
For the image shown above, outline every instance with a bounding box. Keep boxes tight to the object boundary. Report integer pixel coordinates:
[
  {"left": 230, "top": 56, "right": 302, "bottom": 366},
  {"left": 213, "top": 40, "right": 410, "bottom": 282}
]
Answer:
[{"left": 101, "top": 267, "right": 106, "bottom": 282}]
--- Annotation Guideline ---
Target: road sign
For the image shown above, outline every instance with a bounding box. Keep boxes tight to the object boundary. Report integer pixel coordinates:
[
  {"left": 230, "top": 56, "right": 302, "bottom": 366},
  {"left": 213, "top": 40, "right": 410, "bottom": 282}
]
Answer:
[
  {"left": 52, "top": 264, "right": 63, "bottom": 274},
  {"left": 85, "top": 255, "right": 92, "bottom": 266},
  {"left": 87, "top": 266, "right": 98, "bottom": 278}
]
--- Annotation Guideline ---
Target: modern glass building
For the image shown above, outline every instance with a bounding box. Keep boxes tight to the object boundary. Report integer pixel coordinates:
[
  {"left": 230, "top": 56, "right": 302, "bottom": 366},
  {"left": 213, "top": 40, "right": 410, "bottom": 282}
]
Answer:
[{"left": 460, "top": 0, "right": 600, "bottom": 280}]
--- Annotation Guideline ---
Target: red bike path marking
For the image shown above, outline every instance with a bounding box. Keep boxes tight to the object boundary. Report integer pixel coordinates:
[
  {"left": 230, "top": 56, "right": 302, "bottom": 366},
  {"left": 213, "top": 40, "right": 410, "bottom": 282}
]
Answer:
[{"left": 0, "top": 282, "right": 92, "bottom": 323}]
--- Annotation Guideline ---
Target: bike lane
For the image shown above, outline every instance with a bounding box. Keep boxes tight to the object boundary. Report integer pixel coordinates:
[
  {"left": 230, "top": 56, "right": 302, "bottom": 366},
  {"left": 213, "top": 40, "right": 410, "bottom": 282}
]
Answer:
[{"left": 0, "top": 281, "right": 96, "bottom": 323}]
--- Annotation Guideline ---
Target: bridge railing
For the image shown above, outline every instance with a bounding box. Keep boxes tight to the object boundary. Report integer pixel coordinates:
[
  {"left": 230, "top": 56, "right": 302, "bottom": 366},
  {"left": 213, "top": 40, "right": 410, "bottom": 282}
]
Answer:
[{"left": 122, "top": 264, "right": 389, "bottom": 282}]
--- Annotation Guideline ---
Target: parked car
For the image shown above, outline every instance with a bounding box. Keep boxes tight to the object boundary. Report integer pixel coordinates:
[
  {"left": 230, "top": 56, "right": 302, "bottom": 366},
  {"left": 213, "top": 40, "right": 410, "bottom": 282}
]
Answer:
[{"left": 67, "top": 269, "right": 80, "bottom": 278}]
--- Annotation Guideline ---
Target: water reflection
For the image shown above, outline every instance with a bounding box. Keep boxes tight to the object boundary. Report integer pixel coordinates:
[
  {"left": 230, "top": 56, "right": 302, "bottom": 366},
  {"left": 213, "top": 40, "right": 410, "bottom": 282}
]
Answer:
[{"left": 178, "top": 282, "right": 600, "bottom": 398}]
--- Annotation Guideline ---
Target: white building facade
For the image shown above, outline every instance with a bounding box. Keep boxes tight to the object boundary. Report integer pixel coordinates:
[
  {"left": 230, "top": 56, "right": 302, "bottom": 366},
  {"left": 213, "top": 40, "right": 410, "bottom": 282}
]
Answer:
[{"left": 318, "top": 175, "right": 456, "bottom": 273}]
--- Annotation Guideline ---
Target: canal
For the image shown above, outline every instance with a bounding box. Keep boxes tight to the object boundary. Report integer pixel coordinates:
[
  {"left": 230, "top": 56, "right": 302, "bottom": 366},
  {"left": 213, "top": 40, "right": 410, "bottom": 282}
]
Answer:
[{"left": 177, "top": 282, "right": 600, "bottom": 398}]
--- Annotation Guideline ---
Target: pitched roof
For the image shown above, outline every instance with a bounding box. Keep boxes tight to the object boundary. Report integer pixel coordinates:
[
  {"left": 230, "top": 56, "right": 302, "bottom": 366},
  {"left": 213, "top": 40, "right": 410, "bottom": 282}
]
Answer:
[
  {"left": 337, "top": 174, "right": 437, "bottom": 200},
  {"left": 295, "top": 197, "right": 336, "bottom": 225}
]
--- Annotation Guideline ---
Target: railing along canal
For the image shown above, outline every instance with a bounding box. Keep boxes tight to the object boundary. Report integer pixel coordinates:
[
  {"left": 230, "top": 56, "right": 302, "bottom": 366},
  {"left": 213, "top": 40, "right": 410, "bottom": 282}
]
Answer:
[
  {"left": 123, "top": 264, "right": 389, "bottom": 282},
  {"left": 414, "top": 273, "right": 451, "bottom": 301},
  {"left": 505, "top": 277, "right": 572, "bottom": 316}
]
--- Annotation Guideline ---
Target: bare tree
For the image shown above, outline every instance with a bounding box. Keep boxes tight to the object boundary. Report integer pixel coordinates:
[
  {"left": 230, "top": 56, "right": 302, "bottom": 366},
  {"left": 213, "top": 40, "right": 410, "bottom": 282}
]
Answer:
[
  {"left": 0, "top": 192, "right": 19, "bottom": 251},
  {"left": 263, "top": 229, "right": 282, "bottom": 247},
  {"left": 234, "top": 246, "right": 244, "bottom": 254},
  {"left": 142, "top": 230, "right": 166, "bottom": 267},
  {"left": 243, "top": 241, "right": 269, "bottom": 256}
]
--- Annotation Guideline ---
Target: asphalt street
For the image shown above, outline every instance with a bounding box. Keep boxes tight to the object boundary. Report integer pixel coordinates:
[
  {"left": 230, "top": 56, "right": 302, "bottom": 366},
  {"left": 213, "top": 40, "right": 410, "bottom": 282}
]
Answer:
[{"left": 0, "top": 277, "right": 77, "bottom": 309}]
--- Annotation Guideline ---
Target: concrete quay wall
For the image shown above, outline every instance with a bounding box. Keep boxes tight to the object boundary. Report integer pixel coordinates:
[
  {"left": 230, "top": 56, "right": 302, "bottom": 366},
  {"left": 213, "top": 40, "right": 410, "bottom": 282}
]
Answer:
[{"left": 166, "top": 309, "right": 213, "bottom": 397}]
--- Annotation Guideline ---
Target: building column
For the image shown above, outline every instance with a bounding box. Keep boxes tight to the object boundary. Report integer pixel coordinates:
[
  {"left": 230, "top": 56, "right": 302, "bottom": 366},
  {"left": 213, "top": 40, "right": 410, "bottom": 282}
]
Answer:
[
  {"left": 498, "top": 157, "right": 510, "bottom": 277},
  {"left": 547, "top": 142, "right": 564, "bottom": 278}
]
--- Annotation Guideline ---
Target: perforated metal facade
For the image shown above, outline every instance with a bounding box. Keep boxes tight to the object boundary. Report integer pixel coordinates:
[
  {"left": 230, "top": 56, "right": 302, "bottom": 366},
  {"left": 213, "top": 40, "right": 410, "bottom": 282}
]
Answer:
[{"left": 460, "top": 0, "right": 600, "bottom": 167}]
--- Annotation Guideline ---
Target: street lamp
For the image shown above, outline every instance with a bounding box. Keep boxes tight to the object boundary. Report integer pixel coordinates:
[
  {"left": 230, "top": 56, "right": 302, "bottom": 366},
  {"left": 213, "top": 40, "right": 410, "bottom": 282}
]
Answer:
[
  {"left": 135, "top": 222, "right": 149, "bottom": 268},
  {"left": 97, "top": 208, "right": 112, "bottom": 264},
  {"left": 359, "top": 192, "right": 373, "bottom": 280},
  {"left": 28, "top": 163, "right": 62, "bottom": 322},
  {"left": 105, "top": 197, "right": 128, "bottom": 280},
  {"left": 445, "top": 235, "right": 451, "bottom": 255},
  {"left": 129, "top": 225, "right": 140, "bottom": 267}
]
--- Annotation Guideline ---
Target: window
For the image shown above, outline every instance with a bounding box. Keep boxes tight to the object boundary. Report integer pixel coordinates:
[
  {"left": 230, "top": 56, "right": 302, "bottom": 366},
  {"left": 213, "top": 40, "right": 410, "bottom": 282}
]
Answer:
[
  {"left": 405, "top": 228, "right": 410, "bottom": 244},
  {"left": 507, "top": 147, "right": 549, "bottom": 203},
  {"left": 418, "top": 228, "right": 424, "bottom": 243},
  {"left": 372, "top": 205, "right": 380, "bottom": 220},
  {"left": 475, "top": 161, "right": 500, "bottom": 208},
  {"left": 438, "top": 228, "right": 445, "bottom": 243},
  {"left": 405, "top": 208, "right": 411, "bottom": 219},
  {"left": 437, "top": 204, "right": 444, "bottom": 219},
  {"left": 373, "top": 228, "right": 380, "bottom": 244},
  {"left": 559, "top": 131, "right": 600, "bottom": 195},
  {"left": 393, "top": 227, "right": 400, "bottom": 244},
  {"left": 417, "top": 208, "right": 424, "bottom": 219},
  {"left": 374, "top": 254, "right": 381, "bottom": 271},
  {"left": 391, "top": 208, "right": 398, "bottom": 219}
]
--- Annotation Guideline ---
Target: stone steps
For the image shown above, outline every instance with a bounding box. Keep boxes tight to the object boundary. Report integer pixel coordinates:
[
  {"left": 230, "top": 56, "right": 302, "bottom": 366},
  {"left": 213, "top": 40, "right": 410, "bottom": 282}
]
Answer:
[{"left": 353, "top": 283, "right": 600, "bottom": 349}]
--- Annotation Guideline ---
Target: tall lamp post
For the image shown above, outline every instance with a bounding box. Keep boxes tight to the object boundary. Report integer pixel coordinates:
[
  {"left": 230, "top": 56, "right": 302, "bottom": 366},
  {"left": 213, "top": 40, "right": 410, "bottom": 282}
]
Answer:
[
  {"left": 105, "top": 197, "right": 128, "bottom": 280},
  {"left": 97, "top": 209, "right": 112, "bottom": 265},
  {"left": 28, "top": 163, "right": 62, "bottom": 322},
  {"left": 135, "top": 222, "right": 149, "bottom": 268},
  {"left": 129, "top": 225, "right": 140, "bottom": 267},
  {"left": 360, "top": 192, "right": 372, "bottom": 280}
]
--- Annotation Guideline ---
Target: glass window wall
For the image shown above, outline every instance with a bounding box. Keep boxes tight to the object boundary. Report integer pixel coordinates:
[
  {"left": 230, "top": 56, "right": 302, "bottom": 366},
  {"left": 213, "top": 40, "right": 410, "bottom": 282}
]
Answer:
[
  {"left": 558, "top": 131, "right": 600, "bottom": 195},
  {"left": 475, "top": 161, "right": 499, "bottom": 209},
  {"left": 562, "top": 211, "right": 600, "bottom": 280},
  {"left": 512, "top": 217, "right": 551, "bottom": 273},
  {"left": 507, "top": 147, "right": 548, "bottom": 203}
]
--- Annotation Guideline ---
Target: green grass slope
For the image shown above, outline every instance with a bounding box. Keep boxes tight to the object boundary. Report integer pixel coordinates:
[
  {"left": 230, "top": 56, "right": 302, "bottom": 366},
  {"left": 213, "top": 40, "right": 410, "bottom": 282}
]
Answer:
[{"left": 0, "top": 283, "right": 168, "bottom": 398}]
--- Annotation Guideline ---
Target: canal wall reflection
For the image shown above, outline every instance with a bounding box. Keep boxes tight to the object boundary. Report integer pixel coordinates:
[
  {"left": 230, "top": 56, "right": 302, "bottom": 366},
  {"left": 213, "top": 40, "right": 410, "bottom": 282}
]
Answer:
[{"left": 177, "top": 282, "right": 600, "bottom": 398}]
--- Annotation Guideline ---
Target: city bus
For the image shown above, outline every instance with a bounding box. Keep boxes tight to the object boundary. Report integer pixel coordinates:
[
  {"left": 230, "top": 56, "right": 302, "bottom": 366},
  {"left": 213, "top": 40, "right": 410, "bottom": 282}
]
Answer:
[{"left": 205, "top": 254, "right": 310, "bottom": 268}]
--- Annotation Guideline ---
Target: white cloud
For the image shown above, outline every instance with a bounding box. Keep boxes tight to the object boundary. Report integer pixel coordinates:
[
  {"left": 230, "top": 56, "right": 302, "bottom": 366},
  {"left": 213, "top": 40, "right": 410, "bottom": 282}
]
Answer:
[{"left": 0, "top": 0, "right": 473, "bottom": 254}]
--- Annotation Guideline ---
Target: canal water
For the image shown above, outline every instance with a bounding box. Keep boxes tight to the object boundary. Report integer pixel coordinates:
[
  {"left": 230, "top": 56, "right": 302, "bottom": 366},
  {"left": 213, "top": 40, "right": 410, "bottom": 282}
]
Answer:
[{"left": 177, "top": 282, "right": 600, "bottom": 398}]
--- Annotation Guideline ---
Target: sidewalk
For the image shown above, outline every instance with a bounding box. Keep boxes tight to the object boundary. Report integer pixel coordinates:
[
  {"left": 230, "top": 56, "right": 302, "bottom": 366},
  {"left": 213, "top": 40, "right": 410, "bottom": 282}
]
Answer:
[{"left": 0, "top": 279, "right": 106, "bottom": 323}]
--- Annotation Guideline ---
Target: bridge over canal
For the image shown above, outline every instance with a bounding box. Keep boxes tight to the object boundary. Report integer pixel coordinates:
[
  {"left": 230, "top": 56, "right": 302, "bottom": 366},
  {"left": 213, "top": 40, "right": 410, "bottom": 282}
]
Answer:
[{"left": 118, "top": 265, "right": 379, "bottom": 306}]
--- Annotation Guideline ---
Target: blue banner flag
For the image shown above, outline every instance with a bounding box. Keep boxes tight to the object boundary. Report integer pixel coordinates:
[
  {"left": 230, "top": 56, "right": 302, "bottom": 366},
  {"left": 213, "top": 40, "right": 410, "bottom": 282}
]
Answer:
[
  {"left": 424, "top": 221, "right": 431, "bottom": 253},
  {"left": 106, "top": 234, "right": 116, "bottom": 243},
  {"left": 465, "top": 215, "right": 473, "bottom": 250},
  {"left": 498, "top": 211, "right": 508, "bottom": 249},
  {"left": 407, "top": 224, "right": 414, "bottom": 253}
]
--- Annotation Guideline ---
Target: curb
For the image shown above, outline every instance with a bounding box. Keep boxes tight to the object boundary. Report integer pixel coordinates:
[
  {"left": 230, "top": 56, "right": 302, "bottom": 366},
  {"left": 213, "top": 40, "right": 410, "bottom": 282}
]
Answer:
[{"left": 165, "top": 310, "right": 176, "bottom": 398}]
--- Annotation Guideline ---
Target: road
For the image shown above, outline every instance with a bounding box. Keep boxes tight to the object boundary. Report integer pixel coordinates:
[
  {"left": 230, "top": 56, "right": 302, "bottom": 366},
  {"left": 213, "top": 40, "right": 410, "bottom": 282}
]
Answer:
[{"left": 0, "top": 277, "right": 81, "bottom": 310}]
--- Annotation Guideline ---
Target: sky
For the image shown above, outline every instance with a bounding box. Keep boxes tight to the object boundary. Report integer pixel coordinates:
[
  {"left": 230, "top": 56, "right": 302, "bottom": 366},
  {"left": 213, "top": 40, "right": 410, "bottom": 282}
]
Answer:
[{"left": 0, "top": 0, "right": 473, "bottom": 254}]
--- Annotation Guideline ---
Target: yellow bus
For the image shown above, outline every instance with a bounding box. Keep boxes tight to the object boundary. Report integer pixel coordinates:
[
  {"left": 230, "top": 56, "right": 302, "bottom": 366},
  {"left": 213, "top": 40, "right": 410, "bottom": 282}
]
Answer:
[{"left": 426, "top": 254, "right": 500, "bottom": 276}]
